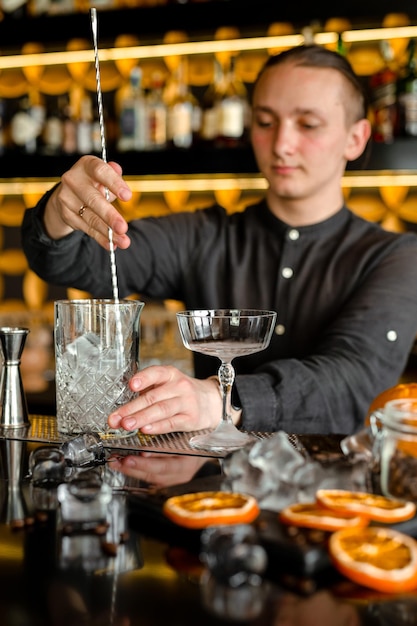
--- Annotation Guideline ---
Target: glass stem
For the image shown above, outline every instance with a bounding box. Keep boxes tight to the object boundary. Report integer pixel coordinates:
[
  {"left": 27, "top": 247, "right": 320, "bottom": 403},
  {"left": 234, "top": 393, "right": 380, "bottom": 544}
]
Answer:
[{"left": 218, "top": 360, "right": 235, "bottom": 425}]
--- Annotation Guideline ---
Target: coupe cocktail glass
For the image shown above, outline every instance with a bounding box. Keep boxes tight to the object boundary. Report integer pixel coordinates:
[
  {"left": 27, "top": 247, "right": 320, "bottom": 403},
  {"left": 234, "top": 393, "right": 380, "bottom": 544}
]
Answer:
[{"left": 176, "top": 309, "right": 277, "bottom": 452}]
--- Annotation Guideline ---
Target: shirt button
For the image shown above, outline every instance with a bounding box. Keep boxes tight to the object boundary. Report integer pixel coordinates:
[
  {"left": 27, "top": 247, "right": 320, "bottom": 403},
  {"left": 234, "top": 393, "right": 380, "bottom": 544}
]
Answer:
[
  {"left": 275, "top": 324, "right": 285, "bottom": 335},
  {"left": 387, "top": 330, "right": 398, "bottom": 342},
  {"left": 282, "top": 267, "right": 293, "bottom": 279},
  {"left": 288, "top": 229, "right": 300, "bottom": 241}
]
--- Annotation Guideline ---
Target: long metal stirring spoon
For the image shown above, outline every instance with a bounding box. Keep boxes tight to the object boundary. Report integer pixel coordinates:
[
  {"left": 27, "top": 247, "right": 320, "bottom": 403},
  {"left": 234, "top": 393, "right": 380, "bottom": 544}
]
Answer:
[
  {"left": 91, "top": 8, "right": 124, "bottom": 367},
  {"left": 91, "top": 7, "right": 120, "bottom": 304}
]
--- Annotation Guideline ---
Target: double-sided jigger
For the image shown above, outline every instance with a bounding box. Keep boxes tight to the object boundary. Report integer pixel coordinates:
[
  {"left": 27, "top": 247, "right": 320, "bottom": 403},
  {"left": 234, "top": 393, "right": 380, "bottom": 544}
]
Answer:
[{"left": 0, "top": 327, "right": 30, "bottom": 428}]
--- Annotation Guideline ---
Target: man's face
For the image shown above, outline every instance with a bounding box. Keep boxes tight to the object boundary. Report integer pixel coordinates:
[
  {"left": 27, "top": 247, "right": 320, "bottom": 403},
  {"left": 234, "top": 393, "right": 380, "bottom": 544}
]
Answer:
[{"left": 250, "top": 62, "right": 358, "bottom": 209}]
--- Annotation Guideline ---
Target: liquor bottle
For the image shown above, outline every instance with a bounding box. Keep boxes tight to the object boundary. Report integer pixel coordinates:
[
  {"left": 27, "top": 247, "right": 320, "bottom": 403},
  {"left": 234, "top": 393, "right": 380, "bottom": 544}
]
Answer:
[
  {"left": 10, "top": 92, "right": 45, "bottom": 154},
  {"left": 146, "top": 72, "right": 167, "bottom": 150},
  {"left": 42, "top": 95, "right": 64, "bottom": 155},
  {"left": 27, "top": 0, "right": 50, "bottom": 15},
  {"left": 200, "top": 58, "right": 223, "bottom": 145},
  {"left": 76, "top": 95, "right": 93, "bottom": 155},
  {"left": 369, "top": 41, "right": 398, "bottom": 143},
  {"left": 165, "top": 58, "right": 200, "bottom": 149},
  {"left": 336, "top": 32, "right": 348, "bottom": 58},
  {"left": 214, "top": 55, "right": 249, "bottom": 148},
  {"left": 91, "top": 102, "right": 102, "bottom": 155},
  {"left": 47, "top": 0, "right": 74, "bottom": 14},
  {"left": 0, "top": 99, "right": 6, "bottom": 156},
  {"left": 1, "top": 0, "right": 29, "bottom": 18},
  {"left": 397, "top": 39, "right": 417, "bottom": 137},
  {"left": 117, "top": 66, "right": 148, "bottom": 152},
  {"left": 61, "top": 93, "right": 77, "bottom": 155}
]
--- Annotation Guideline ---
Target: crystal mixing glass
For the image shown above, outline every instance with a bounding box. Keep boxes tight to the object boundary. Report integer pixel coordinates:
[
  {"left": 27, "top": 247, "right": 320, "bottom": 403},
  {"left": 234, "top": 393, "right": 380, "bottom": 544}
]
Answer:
[{"left": 54, "top": 299, "right": 143, "bottom": 438}]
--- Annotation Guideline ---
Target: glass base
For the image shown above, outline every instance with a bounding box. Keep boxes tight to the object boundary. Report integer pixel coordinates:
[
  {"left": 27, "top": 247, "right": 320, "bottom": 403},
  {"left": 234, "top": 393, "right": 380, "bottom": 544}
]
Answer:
[{"left": 189, "top": 422, "right": 254, "bottom": 453}]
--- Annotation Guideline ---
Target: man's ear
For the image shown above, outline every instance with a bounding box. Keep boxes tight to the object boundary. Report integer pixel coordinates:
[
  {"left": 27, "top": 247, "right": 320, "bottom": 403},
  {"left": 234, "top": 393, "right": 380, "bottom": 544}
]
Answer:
[{"left": 345, "top": 118, "right": 372, "bottom": 162}]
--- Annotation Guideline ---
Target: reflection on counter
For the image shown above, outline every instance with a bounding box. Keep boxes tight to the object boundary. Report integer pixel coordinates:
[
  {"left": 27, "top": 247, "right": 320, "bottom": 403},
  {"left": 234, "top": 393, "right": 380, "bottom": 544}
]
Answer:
[{"left": 1, "top": 439, "right": 417, "bottom": 624}]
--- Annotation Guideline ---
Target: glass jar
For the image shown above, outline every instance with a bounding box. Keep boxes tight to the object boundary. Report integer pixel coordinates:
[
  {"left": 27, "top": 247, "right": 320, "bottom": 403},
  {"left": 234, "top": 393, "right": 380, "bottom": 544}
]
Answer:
[{"left": 371, "top": 398, "right": 417, "bottom": 501}]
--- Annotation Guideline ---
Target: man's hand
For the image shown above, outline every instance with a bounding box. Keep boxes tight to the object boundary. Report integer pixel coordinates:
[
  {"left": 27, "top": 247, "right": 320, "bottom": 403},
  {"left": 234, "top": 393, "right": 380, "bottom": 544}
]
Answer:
[
  {"left": 108, "top": 365, "right": 226, "bottom": 435},
  {"left": 43, "top": 155, "right": 132, "bottom": 250}
]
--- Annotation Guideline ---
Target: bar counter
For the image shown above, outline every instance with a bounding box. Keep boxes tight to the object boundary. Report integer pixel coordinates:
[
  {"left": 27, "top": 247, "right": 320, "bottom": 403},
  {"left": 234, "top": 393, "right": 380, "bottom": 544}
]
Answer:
[{"left": 1, "top": 425, "right": 417, "bottom": 626}]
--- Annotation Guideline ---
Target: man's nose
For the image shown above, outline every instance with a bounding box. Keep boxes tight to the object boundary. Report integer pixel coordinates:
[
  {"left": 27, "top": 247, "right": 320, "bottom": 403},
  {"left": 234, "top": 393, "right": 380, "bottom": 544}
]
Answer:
[{"left": 272, "top": 122, "right": 296, "bottom": 155}]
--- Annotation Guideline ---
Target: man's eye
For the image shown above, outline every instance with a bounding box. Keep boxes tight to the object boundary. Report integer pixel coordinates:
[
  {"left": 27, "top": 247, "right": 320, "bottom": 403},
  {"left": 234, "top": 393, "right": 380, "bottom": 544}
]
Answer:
[
  {"left": 255, "top": 118, "right": 273, "bottom": 128},
  {"left": 300, "top": 120, "right": 320, "bottom": 130}
]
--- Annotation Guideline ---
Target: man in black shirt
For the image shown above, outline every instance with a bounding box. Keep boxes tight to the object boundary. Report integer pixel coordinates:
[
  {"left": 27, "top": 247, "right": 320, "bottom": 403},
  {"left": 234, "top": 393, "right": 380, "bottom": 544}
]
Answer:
[{"left": 21, "top": 45, "right": 417, "bottom": 436}]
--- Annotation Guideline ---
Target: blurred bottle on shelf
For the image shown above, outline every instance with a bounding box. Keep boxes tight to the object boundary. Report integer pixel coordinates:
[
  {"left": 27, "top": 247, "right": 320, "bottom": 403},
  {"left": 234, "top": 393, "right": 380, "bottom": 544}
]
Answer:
[
  {"left": 47, "top": 0, "right": 74, "bottom": 14},
  {"left": 165, "top": 57, "right": 201, "bottom": 149},
  {"left": 336, "top": 32, "right": 348, "bottom": 57},
  {"left": 76, "top": 94, "right": 93, "bottom": 154},
  {"left": 27, "top": 0, "right": 50, "bottom": 14},
  {"left": 200, "top": 58, "right": 222, "bottom": 145},
  {"left": 61, "top": 92, "right": 77, "bottom": 155},
  {"left": 42, "top": 95, "right": 64, "bottom": 155},
  {"left": 146, "top": 72, "right": 167, "bottom": 150},
  {"left": 214, "top": 55, "right": 249, "bottom": 148},
  {"left": 0, "top": 100, "right": 6, "bottom": 157},
  {"left": 369, "top": 40, "right": 398, "bottom": 143},
  {"left": 10, "top": 92, "right": 45, "bottom": 154},
  {"left": 0, "top": 0, "right": 29, "bottom": 18},
  {"left": 117, "top": 66, "right": 148, "bottom": 152},
  {"left": 91, "top": 102, "right": 103, "bottom": 154},
  {"left": 397, "top": 39, "right": 417, "bottom": 137}
]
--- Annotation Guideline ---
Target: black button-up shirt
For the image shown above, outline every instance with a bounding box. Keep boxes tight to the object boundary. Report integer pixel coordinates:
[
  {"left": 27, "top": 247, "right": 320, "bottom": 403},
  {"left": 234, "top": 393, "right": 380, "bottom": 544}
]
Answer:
[{"left": 22, "top": 196, "right": 417, "bottom": 435}]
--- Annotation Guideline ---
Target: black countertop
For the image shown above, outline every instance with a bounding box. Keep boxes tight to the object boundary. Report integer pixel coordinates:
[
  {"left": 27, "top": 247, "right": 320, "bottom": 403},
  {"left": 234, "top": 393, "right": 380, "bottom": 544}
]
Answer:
[{"left": 0, "top": 434, "right": 416, "bottom": 625}]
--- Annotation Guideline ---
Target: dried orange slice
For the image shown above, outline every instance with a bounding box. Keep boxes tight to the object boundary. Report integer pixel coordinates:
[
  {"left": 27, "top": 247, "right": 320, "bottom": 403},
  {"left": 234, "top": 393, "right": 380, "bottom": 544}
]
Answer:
[
  {"left": 162, "top": 491, "right": 260, "bottom": 529},
  {"left": 316, "top": 489, "right": 416, "bottom": 523},
  {"left": 279, "top": 502, "right": 369, "bottom": 532},
  {"left": 329, "top": 526, "right": 417, "bottom": 593}
]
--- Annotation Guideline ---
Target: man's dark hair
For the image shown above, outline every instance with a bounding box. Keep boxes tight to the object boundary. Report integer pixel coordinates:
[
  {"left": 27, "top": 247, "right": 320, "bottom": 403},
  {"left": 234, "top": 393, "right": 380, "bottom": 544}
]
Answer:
[{"left": 255, "top": 44, "right": 368, "bottom": 122}]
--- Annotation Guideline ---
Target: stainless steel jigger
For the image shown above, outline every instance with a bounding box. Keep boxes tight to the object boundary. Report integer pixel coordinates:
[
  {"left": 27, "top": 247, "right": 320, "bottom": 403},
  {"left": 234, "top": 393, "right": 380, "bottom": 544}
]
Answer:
[{"left": 0, "top": 327, "right": 30, "bottom": 428}]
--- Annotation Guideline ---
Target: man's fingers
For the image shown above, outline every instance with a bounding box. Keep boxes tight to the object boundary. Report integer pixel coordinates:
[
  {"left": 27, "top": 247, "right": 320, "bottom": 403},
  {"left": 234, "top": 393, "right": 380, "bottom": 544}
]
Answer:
[{"left": 130, "top": 365, "right": 179, "bottom": 392}]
